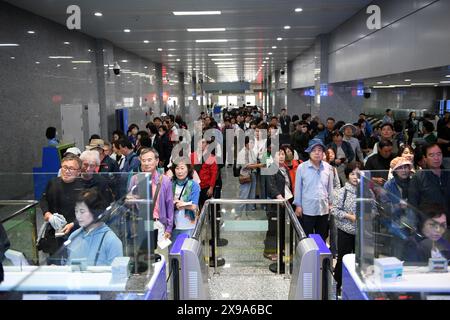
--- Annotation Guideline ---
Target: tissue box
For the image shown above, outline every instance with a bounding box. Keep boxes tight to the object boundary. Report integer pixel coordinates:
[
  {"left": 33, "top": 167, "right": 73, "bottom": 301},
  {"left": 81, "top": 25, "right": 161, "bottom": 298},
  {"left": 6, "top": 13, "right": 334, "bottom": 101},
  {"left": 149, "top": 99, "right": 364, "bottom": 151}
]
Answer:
[
  {"left": 111, "top": 257, "right": 130, "bottom": 283},
  {"left": 374, "top": 257, "right": 403, "bottom": 282}
]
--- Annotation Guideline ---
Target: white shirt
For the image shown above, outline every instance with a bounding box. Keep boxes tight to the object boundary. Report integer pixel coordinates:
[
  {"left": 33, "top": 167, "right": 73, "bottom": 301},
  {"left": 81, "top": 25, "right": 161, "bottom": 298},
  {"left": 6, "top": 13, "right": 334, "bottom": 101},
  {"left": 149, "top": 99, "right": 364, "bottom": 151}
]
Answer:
[
  {"left": 253, "top": 138, "right": 267, "bottom": 161},
  {"left": 237, "top": 148, "right": 257, "bottom": 175}
]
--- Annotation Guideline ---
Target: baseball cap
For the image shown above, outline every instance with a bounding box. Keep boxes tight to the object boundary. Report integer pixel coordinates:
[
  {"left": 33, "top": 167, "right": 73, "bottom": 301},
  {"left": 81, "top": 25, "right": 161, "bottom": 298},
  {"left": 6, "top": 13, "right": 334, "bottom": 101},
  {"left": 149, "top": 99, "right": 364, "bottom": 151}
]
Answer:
[{"left": 64, "top": 147, "right": 81, "bottom": 157}]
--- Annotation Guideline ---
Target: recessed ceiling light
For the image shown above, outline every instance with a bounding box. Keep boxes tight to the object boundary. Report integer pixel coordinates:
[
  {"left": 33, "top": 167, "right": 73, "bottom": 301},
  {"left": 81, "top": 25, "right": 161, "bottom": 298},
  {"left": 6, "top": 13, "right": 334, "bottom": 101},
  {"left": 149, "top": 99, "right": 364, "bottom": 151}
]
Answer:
[
  {"left": 404, "top": 79, "right": 411, "bottom": 82},
  {"left": 446, "top": 75, "right": 450, "bottom": 78},
  {"left": 277, "top": 37, "right": 283, "bottom": 41},
  {"left": 377, "top": 82, "right": 383, "bottom": 84},
  {"left": 73, "top": 67, "right": 77, "bottom": 70},
  {"left": 123, "top": 29, "right": 131, "bottom": 33},
  {"left": 27, "top": 30, "right": 35, "bottom": 34},
  {"left": 121, "top": 60, "right": 128, "bottom": 63},
  {"left": 56, "top": 64, "right": 61, "bottom": 67},
  {"left": 94, "top": 12, "right": 103, "bottom": 17},
  {"left": 144, "top": 66, "right": 148, "bottom": 69},
  {"left": 157, "top": 48, "right": 163, "bottom": 51},
  {"left": 265, "top": 57, "right": 270, "bottom": 60},
  {"left": 187, "top": 28, "right": 226, "bottom": 32},
  {"left": 168, "top": 54, "right": 174, "bottom": 57},
  {"left": 64, "top": 42, "right": 70, "bottom": 45},
  {"left": 173, "top": 11, "right": 221, "bottom": 15},
  {"left": 284, "top": 26, "right": 291, "bottom": 30},
  {"left": 268, "top": 52, "right": 273, "bottom": 55},
  {"left": 295, "top": 8, "right": 303, "bottom": 12},
  {"left": 272, "top": 46, "right": 277, "bottom": 49},
  {"left": 143, "top": 40, "right": 150, "bottom": 44},
  {"left": 196, "top": 39, "right": 228, "bottom": 43},
  {"left": 168, "top": 48, "right": 177, "bottom": 51},
  {"left": 176, "top": 59, "right": 181, "bottom": 62},
  {"left": 35, "top": 61, "right": 40, "bottom": 64}
]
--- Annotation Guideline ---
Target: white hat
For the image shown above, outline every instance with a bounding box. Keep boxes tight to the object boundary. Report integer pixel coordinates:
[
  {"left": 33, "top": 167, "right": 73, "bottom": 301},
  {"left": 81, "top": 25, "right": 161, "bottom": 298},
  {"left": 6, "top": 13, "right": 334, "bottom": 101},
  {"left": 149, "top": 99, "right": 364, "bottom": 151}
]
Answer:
[
  {"left": 160, "top": 113, "right": 167, "bottom": 117},
  {"left": 64, "top": 147, "right": 81, "bottom": 156}
]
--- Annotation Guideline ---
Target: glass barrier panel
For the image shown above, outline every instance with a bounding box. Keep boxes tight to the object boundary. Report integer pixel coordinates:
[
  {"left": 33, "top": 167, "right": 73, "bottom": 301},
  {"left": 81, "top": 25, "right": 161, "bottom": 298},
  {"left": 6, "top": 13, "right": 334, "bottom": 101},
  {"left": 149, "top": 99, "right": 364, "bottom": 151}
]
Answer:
[
  {"left": 356, "top": 169, "right": 450, "bottom": 298},
  {"left": 0, "top": 172, "right": 162, "bottom": 300}
]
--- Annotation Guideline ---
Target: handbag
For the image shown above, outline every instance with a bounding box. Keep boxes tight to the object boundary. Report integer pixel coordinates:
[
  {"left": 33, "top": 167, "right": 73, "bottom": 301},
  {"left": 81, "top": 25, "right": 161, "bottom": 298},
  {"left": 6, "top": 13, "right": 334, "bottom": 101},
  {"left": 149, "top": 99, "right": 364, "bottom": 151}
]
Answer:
[{"left": 239, "top": 174, "right": 252, "bottom": 184}]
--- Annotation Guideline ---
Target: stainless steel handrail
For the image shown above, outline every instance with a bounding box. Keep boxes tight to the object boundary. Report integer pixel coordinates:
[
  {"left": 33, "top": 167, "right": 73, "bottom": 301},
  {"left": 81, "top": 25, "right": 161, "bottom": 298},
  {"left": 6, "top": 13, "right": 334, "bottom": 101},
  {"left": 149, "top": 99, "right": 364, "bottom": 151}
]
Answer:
[
  {"left": 191, "top": 198, "right": 309, "bottom": 274},
  {"left": 0, "top": 200, "right": 39, "bottom": 223}
]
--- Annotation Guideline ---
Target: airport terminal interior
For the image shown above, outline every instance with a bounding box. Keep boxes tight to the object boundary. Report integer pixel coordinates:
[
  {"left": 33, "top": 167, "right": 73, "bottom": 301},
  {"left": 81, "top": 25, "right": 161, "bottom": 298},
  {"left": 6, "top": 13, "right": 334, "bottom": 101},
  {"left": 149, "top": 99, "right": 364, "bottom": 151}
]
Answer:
[{"left": 1, "top": 0, "right": 450, "bottom": 301}]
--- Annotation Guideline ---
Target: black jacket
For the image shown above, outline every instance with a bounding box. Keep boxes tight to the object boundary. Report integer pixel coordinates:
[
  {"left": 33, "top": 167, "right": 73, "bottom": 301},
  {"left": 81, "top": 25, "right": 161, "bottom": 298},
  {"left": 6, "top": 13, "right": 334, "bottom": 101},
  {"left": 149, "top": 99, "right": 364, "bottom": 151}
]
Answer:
[
  {"left": 40, "top": 177, "right": 85, "bottom": 224},
  {"left": 329, "top": 141, "right": 355, "bottom": 163},
  {"left": 0, "top": 223, "right": 10, "bottom": 283},
  {"left": 408, "top": 170, "right": 450, "bottom": 225},
  {"left": 291, "top": 131, "right": 310, "bottom": 161}
]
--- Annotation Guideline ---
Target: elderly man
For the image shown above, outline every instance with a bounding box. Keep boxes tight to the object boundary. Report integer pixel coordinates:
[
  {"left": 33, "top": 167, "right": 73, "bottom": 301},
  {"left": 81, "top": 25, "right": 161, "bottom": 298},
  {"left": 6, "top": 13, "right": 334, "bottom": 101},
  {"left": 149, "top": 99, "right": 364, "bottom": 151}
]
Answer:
[
  {"left": 60, "top": 151, "right": 114, "bottom": 237},
  {"left": 86, "top": 138, "right": 120, "bottom": 197},
  {"left": 294, "top": 139, "right": 334, "bottom": 241},
  {"left": 39, "top": 154, "right": 84, "bottom": 260}
]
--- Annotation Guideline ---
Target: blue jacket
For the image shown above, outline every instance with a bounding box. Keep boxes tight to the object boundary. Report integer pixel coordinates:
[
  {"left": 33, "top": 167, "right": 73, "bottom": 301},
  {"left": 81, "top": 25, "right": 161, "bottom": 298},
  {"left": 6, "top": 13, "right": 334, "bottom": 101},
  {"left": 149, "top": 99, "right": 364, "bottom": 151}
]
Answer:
[{"left": 67, "top": 224, "right": 123, "bottom": 266}]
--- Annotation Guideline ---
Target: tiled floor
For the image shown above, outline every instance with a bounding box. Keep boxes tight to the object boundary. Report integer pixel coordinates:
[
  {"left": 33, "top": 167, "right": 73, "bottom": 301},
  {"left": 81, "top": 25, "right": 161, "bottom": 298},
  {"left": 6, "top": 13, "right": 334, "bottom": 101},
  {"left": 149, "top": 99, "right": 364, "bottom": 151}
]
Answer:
[{"left": 208, "top": 167, "right": 291, "bottom": 300}]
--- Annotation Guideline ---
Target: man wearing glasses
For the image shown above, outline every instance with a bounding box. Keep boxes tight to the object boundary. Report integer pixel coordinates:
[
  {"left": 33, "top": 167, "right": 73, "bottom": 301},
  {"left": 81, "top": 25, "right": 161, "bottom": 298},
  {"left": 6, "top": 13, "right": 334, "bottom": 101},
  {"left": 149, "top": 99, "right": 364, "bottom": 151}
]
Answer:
[{"left": 39, "top": 154, "right": 84, "bottom": 260}]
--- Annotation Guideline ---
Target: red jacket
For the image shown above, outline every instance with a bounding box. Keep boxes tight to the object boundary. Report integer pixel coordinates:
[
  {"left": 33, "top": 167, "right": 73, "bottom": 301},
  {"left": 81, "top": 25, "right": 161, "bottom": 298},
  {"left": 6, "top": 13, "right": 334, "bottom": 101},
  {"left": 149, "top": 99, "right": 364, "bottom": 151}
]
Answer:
[
  {"left": 288, "top": 160, "right": 301, "bottom": 193},
  {"left": 191, "top": 152, "right": 218, "bottom": 190}
]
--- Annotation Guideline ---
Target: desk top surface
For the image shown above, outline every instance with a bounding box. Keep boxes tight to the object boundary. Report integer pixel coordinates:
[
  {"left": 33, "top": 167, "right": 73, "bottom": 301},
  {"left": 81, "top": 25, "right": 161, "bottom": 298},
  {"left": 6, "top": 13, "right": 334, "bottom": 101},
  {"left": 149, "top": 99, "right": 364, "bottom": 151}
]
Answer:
[{"left": 343, "top": 254, "right": 450, "bottom": 292}]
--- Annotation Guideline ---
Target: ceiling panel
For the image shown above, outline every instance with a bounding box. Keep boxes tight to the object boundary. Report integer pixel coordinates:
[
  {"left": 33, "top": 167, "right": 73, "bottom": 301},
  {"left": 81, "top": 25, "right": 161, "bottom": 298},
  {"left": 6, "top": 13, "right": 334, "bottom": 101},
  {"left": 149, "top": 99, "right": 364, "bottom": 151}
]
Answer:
[{"left": 6, "top": 0, "right": 373, "bottom": 82}]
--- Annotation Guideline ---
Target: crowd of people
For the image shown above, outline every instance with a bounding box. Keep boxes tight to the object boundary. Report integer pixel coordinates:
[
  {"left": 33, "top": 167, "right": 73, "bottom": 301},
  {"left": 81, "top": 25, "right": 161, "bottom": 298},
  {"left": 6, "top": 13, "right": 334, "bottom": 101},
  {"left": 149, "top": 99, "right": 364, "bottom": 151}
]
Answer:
[{"left": 22, "top": 107, "right": 450, "bottom": 294}]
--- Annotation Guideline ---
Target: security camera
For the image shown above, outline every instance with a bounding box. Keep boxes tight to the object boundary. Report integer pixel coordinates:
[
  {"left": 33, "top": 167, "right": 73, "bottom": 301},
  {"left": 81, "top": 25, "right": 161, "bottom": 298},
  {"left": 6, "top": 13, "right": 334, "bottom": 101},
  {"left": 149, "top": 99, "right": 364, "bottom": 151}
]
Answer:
[
  {"left": 113, "top": 62, "right": 121, "bottom": 75},
  {"left": 363, "top": 87, "right": 372, "bottom": 99},
  {"left": 280, "top": 70, "right": 285, "bottom": 75}
]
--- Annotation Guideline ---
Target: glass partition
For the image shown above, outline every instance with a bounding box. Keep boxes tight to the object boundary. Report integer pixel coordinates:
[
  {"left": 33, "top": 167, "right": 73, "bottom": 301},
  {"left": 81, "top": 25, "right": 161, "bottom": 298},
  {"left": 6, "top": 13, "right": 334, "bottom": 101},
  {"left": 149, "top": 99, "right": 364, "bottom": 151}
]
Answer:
[
  {"left": 0, "top": 172, "right": 163, "bottom": 300},
  {"left": 356, "top": 169, "right": 450, "bottom": 298}
]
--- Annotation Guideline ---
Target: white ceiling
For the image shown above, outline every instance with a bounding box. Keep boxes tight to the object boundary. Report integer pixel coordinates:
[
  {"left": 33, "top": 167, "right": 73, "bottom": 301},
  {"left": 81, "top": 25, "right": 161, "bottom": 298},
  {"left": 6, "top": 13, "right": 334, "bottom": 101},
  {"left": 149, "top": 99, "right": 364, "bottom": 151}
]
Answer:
[{"left": 7, "top": 0, "right": 373, "bottom": 82}]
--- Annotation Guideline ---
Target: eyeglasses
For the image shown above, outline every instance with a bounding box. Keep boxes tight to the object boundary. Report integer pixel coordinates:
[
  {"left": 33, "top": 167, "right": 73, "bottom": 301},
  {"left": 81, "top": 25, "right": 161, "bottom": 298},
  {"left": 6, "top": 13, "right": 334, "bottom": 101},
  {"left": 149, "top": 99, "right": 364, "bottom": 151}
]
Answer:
[{"left": 61, "top": 165, "right": 80, "bottom": 172}]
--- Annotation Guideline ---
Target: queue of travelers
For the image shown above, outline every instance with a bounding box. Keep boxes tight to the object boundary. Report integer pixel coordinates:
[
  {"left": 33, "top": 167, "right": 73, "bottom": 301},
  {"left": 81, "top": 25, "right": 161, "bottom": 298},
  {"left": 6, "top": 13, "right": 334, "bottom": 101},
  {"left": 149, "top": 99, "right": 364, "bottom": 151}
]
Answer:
[{"left": 36, "top": 107, "right": 450, "bottom": 297}]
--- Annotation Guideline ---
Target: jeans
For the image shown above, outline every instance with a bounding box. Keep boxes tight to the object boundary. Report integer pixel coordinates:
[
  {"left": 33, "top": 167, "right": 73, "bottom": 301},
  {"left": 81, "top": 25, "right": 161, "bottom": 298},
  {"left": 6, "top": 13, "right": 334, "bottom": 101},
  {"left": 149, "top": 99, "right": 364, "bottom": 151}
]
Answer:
[{"left": 237, "top": 172, "right": 256, "bottom": 216}]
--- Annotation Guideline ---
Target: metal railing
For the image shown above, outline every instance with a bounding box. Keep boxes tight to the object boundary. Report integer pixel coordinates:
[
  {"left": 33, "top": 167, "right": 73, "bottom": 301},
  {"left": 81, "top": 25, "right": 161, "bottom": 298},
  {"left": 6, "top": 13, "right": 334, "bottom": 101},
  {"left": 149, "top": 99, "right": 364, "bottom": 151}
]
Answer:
[{"left": 192, "top": 198, "right": 308, "bottom": 275}]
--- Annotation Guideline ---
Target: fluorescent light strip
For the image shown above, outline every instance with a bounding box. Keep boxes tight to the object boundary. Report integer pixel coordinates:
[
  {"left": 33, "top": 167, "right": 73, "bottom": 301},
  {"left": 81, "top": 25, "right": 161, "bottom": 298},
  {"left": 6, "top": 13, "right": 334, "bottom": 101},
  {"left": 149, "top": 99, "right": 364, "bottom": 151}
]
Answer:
[
  {"left": 440, "top": 81, "right": 450, "bottom": 84},
  {"left": 49, "top": 56, "right": 74, "bottom": 59},
  {"left": 208, "top": 53, "right": 232, "bottom": 56},
  {"left": 411, "top": 83, "right": 438, "bottom": 86},
  {"left": 187, "top": 28, "right": 226, "bottom": 32},
  {"left": 211, "top": 58, "right": 233, "bottom": 61},
  {"left": 173, "top": 11, "right": 221, "bottom": 15},
  {"left": 196, "top": 39, "right": 228, "bottom": 43},
  {"left": 0, "top": 43, "right": 19, "bottom": 47},
  {"left": 71, "top": 60, "right": 92, "bottom": 64}
]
